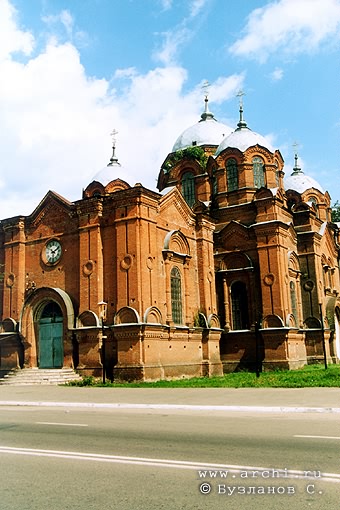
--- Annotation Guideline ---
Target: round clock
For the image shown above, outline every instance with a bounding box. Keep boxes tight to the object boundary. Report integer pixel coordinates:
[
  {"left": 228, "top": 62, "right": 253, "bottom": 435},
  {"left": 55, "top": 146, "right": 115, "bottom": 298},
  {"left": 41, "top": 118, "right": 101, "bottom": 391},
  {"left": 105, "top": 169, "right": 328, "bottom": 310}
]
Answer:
[{"left": 45, "top": 239, "right": 62, "bottom": 265}]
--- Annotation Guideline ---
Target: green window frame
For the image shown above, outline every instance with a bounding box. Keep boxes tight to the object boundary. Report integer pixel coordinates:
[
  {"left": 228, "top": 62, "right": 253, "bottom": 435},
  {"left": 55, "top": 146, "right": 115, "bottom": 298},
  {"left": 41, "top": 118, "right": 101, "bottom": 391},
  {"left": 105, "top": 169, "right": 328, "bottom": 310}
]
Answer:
[
  {"left": 182, "top": 172, "right": 195, "bottom": 207},
  {"left": 226, "top": 158, "right": 238, "bottom": 192},
  {"left": 253, "top": 157, "right": 265, "bottom": 188},
  {"left": 171, "top": 266, "right": 183, "bottom": 325},
  {"left": 212, "top": 173, "right": 218, "bottom": 196}
]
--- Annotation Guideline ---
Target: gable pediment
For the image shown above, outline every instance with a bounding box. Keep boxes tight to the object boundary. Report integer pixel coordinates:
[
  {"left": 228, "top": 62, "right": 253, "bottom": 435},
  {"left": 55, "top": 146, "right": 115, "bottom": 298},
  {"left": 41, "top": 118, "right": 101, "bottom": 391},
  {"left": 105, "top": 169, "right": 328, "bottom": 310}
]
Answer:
[
  {"left": 254, "top": 187, "right": 275, "bottom": 200},
  {"left": 159, "top": 186, "right": 195, "bottom": 226},
  {"left": 28, "top": 191, "right": 74, "bottom": 229},
  {"left": 320, "top": 225, "right": 339, "bottom": 259},
  {"left": 217, "top": 220, "right": 252, "bottom": 249}
]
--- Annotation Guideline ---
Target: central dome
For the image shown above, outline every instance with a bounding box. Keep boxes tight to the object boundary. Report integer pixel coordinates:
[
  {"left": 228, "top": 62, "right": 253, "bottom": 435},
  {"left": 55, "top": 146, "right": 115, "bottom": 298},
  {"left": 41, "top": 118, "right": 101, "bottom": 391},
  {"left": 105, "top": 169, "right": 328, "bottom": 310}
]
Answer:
[{"left": 172, "top": 98, "right": 231, "bottom": 152}]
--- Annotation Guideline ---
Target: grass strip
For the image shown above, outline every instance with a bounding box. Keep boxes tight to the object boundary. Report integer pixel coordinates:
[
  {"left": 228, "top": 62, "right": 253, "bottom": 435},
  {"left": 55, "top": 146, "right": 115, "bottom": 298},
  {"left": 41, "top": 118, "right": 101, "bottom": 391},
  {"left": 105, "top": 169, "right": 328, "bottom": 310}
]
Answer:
[{"left": 67, "top": 364, "right": 340, "bottom": 388}]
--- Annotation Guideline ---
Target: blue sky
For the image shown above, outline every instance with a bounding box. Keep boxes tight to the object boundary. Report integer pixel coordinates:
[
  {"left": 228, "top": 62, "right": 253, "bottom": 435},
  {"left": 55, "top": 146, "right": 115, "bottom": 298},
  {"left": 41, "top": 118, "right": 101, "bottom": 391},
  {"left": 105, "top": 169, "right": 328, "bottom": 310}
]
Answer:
[{"left": 0, "top": 0, "right": 339, "bottom": 218}]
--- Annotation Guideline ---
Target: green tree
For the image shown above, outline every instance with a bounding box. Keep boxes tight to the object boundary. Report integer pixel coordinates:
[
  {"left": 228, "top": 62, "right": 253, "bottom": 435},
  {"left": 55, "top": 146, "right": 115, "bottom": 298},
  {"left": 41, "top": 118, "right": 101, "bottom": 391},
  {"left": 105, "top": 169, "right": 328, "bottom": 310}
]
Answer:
[{"left": 331, "top": 201, "right": 340, "bottom": 222}]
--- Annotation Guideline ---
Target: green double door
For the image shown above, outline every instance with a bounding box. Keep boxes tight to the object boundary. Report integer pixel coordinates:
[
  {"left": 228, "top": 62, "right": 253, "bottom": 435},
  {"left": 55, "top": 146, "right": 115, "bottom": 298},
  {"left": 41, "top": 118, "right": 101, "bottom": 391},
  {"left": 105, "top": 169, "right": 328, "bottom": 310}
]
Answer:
[{"left": 38, "top": 303, "right": 64, "bottom": 368}]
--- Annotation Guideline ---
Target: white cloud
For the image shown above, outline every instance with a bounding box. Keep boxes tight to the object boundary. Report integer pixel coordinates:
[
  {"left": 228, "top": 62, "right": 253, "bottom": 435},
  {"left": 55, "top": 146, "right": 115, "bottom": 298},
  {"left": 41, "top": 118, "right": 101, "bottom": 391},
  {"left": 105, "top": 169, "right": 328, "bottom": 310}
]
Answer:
[
  {"left": 42, "top": 9, "right": 89, "bottom": 48},
  {"left": 154, "top": 26, "right": 191, "bottom": 65},
  {"left": 0, "top": 0, "right": 34, "bottom": 60},
  {"left": 270, "top": 67, "right": 284, "bottom": 81},
  {"left": 0, "top": 1, "right": 242, "bottom": 219},
  {"left": 159, "top": 0, "right": 173, "bottom": 10},
  {"left": 154, "top": 0, "right": 210, "bottom": 65},
  {"left": 230, "top": 0, "right": 340, "bottom": 62},
  {"left": 158, "top": 0, "right": 208, "bottom": 16},
  {"left": 114, "top": 67, "right": 137, "bottom": 80},
  {"left": 208, "top": 74, "right": 246, "bottom": 103},
  {"left": 189, "top": 0, "right": 209, "bottom": 17},
  {"left": 42, "top": 10, "right": 74, "bottom": 38}
]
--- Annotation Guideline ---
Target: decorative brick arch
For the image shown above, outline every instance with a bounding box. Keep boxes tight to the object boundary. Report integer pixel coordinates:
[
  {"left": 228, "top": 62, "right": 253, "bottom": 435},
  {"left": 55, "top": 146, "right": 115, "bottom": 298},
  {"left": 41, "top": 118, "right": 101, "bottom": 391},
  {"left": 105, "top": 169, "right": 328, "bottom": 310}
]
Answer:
[
  {"left": 303, "top": 316, "right": 321, "bottom": 329},
  {"left": 286, "top": 313, "right": 297, "bottom": 328},
  {"left": 221, "top": 252, "right": 253, "bottom": 271},
  {"left": 288, "top": 251, "right": 300, "bottom": 271},
  {"left": 263, "top": 314, "right": 284, "bottom": 328},
  {"left": 20, "top": 287, "right": 75, "bottom": 329},
  {"left": 77, "top": 310, "right": 100, "bottom": 328},
  {"left": 164, "top": 230, "right": 190, "bottom": 255},
  {"left": 115, "top": 307, "right": 140, "bottom": 324},
  {"left": 143, "top": 306, "right": 163, "bottom": 324},
  {"left": 207, "top": 313, "right": 220, "bottom": 329},
  {"left": 1, "top": 317, "right": 17, "bottom": 333}
]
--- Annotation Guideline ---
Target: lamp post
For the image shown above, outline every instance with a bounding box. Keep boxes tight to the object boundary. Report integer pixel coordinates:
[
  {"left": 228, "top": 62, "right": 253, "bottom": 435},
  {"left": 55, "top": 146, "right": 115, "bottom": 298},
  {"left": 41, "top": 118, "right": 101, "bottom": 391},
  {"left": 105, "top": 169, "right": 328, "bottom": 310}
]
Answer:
[{"left": 98, "top": 301, "right": 107, "bottom": 383}]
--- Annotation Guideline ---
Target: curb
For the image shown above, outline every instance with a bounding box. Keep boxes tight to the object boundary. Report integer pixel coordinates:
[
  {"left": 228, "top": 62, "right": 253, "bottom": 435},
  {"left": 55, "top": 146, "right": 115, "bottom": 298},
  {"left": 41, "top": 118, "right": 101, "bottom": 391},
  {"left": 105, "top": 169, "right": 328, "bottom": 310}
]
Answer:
[{"left": 1, "top": 401, "right": 340, "bottom": 413}]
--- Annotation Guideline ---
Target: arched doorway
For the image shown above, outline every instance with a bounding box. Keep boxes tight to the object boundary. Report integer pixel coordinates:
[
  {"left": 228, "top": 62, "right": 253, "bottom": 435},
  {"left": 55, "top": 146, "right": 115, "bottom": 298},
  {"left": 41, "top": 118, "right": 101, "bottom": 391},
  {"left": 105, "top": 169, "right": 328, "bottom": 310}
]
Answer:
[{"left": 38, "top": 302, "right": 64, "bottom": 368}]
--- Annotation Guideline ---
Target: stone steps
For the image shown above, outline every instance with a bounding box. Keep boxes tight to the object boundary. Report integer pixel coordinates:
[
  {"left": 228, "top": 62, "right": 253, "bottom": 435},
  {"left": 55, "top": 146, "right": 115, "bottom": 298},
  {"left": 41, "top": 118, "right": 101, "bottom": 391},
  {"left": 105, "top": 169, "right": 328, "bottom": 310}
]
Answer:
[{"left": 0, "top": 368, "right": 82, "bottom": 385}]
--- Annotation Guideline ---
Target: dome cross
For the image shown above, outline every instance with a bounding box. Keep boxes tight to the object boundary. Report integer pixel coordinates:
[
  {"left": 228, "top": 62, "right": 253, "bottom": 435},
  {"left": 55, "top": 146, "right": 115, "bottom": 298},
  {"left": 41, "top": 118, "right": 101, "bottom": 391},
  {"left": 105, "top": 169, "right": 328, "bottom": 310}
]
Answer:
[
  {"left": 108, "top": 128, "right": 119, "bottom": 166},
  {"left": 236, "top": 89, "right": 247, "bottom": 129}
]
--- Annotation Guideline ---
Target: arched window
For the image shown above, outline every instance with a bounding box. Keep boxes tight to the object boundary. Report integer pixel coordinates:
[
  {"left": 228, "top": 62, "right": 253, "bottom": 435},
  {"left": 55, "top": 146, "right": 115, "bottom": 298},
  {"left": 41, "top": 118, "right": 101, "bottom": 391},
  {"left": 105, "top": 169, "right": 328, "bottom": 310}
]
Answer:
[
  {"left": 288, "top": 253, "right": 301, "bottom": 327},
  {"left": 231, "top": 281, "right": 249, "bottom": 330},
  {"left": 212, "top": 172, "right": 218, "bottom": 196},
  {"left": 182, "top": 172, "right": 195, "bottom": 207},
  {"left": 322, "top": 265, "right": 327, "bottom": 288},
  {"left": 171, "top": 267, "right": 183, "bottom": 324},
  {"left": 329, "top": 268, "right": 333, "bottom": 289},
  {"left": 325, "top": 259, "right": 333, "bottom": 289},
  {"left": 309, "top": 196, "right": 319, "bottom": 218},
  {"left": 322, "top": 257, "right": 332, "bottom": 290},
  {"left": 226, "top": 158, "right": 238, "bottom": 192},
  {"left": 253, "top": 157, "right": 265, "bottom": 188},
  {"left": 290, "top": 281, "right": 298, "bottom": 325}
]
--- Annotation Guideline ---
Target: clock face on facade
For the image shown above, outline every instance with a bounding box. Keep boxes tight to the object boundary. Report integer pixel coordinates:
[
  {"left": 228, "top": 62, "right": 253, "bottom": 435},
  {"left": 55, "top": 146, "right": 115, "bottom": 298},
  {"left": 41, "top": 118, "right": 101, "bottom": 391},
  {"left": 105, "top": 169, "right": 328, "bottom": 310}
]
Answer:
[{"left": 45, "top": 239, "right": 62, "bottom": 265}]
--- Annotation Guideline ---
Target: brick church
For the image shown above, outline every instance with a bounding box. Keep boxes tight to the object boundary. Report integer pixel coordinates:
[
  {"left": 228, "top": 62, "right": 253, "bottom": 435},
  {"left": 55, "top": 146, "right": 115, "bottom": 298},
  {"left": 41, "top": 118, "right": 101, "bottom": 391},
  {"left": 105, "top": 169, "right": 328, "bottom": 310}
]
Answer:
[{"left": 1, "top": 97, "right": 339, "bottom": 381}]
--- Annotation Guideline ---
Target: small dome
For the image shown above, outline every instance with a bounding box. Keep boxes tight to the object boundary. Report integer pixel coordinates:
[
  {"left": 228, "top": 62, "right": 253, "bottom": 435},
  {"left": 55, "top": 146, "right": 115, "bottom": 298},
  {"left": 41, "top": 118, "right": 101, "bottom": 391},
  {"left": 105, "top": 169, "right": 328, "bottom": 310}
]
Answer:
[
  {"left": 215, "top": 126, "right": 274, "bottom": 156},
  {"left": 284, "top": 168, "right": 324, "bottom": 194},
  {"left": 172, "top": 98, "right": 231, "bottom": 152},
  {"left": 90, "top": 135, "right": 134, "bottom": 187},
  {"left": 92, "top": 162, "right": 122, "bottom": 186},
  {"left": 215, "top": 103, "right": 274, "bottom": 156}
]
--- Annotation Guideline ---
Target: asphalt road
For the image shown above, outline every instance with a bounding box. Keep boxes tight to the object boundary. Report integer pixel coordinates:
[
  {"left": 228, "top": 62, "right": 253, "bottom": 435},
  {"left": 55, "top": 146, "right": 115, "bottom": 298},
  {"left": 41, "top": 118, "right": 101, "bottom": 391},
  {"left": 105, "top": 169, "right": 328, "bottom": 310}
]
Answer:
[{"left": 0, "top": 403, "right": 339, "bottom": 510}]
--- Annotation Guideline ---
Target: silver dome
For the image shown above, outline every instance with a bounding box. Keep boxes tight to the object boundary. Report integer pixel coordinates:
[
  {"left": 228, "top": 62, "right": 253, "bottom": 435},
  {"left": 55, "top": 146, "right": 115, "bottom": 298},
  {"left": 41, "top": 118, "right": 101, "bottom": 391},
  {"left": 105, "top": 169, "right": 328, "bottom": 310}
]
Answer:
[
  {"left": 215, "top": 125, "right": 274, "bottom": 156},
  {"left": 284, "top": 168, "right": 324, "bottom": 194},
  {"left": 172, "top": 98, "right": 231, "bottom": 152},
  {"left": 173, "top": 116, "right": 230, "bottom": 152},
  {"left": 92, "top": 162, "right": 122, "bottom": 186},
  {"left": 91, "top": 142, "right": 133, "bottom": 187}
]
